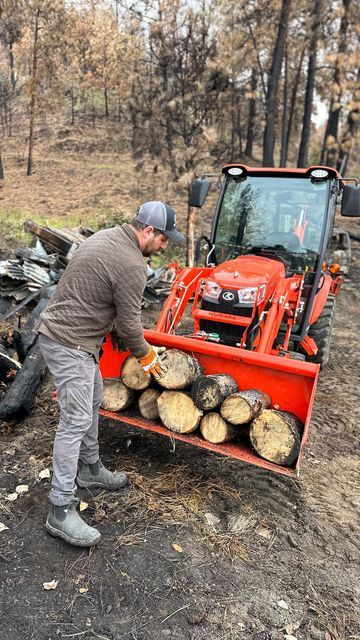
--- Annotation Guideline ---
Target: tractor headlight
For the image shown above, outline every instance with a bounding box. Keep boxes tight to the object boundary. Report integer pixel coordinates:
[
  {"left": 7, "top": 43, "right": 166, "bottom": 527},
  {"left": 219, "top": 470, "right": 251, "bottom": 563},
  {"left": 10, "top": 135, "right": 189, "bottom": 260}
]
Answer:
[
  {"left": 204, "top": 280, "right": 222, "bottom": 301},
  {"left": 238, "top": 284, "right": 266, "bottom": 304}
]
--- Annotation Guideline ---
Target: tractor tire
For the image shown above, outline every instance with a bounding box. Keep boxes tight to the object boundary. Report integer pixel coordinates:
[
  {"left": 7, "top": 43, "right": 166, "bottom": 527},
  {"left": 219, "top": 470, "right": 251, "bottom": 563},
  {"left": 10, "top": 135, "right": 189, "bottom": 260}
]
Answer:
[{"left": 306, "top": 294, "right": 336, "bottom": 367}]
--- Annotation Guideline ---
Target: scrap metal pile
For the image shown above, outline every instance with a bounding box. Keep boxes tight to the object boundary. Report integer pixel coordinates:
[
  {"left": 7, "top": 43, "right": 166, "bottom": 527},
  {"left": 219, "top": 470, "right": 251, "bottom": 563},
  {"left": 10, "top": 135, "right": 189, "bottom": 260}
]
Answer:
[{"left": 0, "top": 220, "right": 177, "bottom": 424}]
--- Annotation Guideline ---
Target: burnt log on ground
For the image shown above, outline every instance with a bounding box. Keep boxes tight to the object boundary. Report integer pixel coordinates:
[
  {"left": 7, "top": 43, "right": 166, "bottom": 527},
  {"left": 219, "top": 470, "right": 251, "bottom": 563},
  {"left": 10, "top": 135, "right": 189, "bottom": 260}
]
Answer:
[
  {"left": 21, "top": 294, "right": 53, "bottom": 356},
  {"left": 0, "top": 352, "right": 21, "bottom": 384},
  {"left": 191, "top": 374, "right": 238, "bottom": 410},
  {"left": 138, "top": 388, "right": 160, "bottom": 420},
  {"left": 101, "top": 378, "right": 134, "bottom": 411},
  {"left": 220, "top": 389, "right": 271, "bottom": 425},
  {"left": 249, "top": 409, "right": 303, "bottom": 466},
  {"left": 200, "top": 412, "right": 239, "bottom": 444},
  {"left": 157, "top": 390, "right": 203, "bottom": 433},
  {"left": 121, "top": 356, "right": 151, "bottom": 390},
  {"left": 157, "top": 349, "right": 202, "bottom": 390},
  {"left": 0, "top": 340, "right": 47, "bottom": 421}
]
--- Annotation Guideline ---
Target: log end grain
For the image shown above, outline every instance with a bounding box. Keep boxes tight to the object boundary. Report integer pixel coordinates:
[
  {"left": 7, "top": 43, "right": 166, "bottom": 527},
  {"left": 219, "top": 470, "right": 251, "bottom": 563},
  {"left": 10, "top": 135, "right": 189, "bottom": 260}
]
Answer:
[
  {"left": 121, "top": 355, "right": 151, "bottom": 390},
  {"left": 157, "top": 349, "right": 202, "bottom": 390},
  {"left": 157, "top": 390, "right": 203, "bottom": 433},
  {"left": 200, "top": 412, "right": 238, "bottom": 444},
  {"left": 138, "top": 388, "right": 161, "bottom": 420},
  {"left": 249, "top": 409, "right": 303, "bottom": 466},
  {"left": 102, "top": 377, "right": 134, "bottom": 411},
  {"left": 191, "top": 373, "right": 238, "bottom": 410},
  {"left": 221, "top": 389, "right": 271, "bottom": 425}
]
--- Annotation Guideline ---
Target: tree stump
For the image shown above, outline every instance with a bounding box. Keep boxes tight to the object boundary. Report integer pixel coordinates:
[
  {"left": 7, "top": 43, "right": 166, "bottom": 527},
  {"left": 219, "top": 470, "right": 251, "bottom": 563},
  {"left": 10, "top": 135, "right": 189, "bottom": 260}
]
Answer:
[
  {"left": 101, "top": 378, "right": 133, "bottom": 411},
  {"left": 138, "top": 388, "right": 160, "bottom": 420},
  {"left": 191, "top": 374, "right": 238, "bottom": 410},
  {"left": 157, "top": 349, "right": 202, "bottom": 390},
  {"left": 157, "top": 391, "right": 203, "bottom": 433},
  {"left": 121, "top": 355, "right": 151, "bottom": 390},
  {"left": 200, "top": 412, "right": 238, "bottom": 444},
  {"left": 221, "top": 389, "right": 271, "bottom": 425},
  {"left": 249, "top": 409, "right": 303, "bottom": 466}
]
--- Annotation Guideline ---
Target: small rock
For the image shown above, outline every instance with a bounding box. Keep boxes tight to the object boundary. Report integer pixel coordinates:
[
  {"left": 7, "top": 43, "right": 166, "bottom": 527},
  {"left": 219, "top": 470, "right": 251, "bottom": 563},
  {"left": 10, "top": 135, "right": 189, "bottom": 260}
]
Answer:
[
  {"left": 15, "top": 484, "right": 29, "bottom": 495},
  {"left": 277, "top": 599, "right": 289, "bottom": 610},
  {"left": 204, "top": 512, "right": 220, "bottom": 528},
  {"left": 106, "top": 604, "right": 112, "bottom": 613}
]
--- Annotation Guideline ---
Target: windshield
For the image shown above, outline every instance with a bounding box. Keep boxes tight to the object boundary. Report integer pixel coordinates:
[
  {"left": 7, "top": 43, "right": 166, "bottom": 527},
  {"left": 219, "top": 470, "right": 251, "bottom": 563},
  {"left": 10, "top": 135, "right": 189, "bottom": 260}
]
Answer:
[{"left": 214, "top": 176, "right": 328, "bottom": 272}]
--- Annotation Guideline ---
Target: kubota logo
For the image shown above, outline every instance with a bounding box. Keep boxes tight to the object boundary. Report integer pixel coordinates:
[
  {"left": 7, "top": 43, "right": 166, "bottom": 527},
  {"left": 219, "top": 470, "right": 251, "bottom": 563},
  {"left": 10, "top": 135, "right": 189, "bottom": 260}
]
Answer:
[{"left": 223, "top": 291, "right": 235, "bottom": 301}]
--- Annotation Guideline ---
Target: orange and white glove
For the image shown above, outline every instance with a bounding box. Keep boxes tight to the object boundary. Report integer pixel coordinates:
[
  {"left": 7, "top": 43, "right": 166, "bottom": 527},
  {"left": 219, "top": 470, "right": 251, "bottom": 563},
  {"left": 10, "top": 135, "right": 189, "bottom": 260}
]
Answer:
[{"left": 139, "top": 346, "right": 167, "bottom": 379}]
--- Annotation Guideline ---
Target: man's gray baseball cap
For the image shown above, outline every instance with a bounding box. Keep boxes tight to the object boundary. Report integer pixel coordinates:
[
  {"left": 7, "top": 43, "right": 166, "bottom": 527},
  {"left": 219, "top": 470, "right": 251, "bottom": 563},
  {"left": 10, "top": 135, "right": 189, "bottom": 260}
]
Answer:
[{"left": 135, "top": 201, "right": 184, "bottom": 243}]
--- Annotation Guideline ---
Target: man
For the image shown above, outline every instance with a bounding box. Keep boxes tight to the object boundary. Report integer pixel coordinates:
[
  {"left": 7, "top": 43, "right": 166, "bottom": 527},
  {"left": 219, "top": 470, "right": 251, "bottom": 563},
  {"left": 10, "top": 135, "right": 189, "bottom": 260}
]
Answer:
[{"left": 38, "top": 201, "right": 184, "bottom": 547}]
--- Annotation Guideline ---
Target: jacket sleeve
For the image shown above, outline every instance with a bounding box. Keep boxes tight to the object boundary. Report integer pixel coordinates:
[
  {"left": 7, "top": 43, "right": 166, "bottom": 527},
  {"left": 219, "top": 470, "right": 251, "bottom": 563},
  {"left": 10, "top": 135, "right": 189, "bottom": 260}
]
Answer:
[{"left": 113, "top": 265, "right": 150, "bottom": 358}]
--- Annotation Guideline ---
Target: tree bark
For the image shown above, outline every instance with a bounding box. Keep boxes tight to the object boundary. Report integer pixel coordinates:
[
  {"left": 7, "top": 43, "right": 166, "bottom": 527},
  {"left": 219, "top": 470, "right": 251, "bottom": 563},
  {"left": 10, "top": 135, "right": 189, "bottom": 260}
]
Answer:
[
  {"left": 220, "top": 389, "right": 271, "bottom": 425},
  {"left": 249, "top": 408, "right": 303, "bottom": 465},
  {"left": 262, "top": 0, "right": 291, "bottom": 166},
  {"left": 101, "top": 378, "right": 134, "bottom": 411},
  {"left": 157, "top": 349, "right": 202, "bottom": 390},
  {"left": 283, "top": 44, "right": 306, "bottom": 165},
  {"left": 191, "top": 374, "right": 238, "bottom": 411},
  {"left": 27, "top": 8, "right": 40, "bottom": 177},
  {"left": 297, "top": 0, "right": 322, "bottom": 168},
  {"left": 157, "top": 390, "right": 203, "bottom": 433},
  {"left": 0, "top": 142, "right": 4, "bottom": 179},
  {"left": 200, "top": 412, "right": 238, "bottom": 444},
  {"left": 138, "top": 388, "right": 160, "bottom": 420},
  {"left": 245, "top": 68, "right": 257, "bottom": 158},
  {"left": 121, "top": 355, "right": 151, "bottom": 390}
]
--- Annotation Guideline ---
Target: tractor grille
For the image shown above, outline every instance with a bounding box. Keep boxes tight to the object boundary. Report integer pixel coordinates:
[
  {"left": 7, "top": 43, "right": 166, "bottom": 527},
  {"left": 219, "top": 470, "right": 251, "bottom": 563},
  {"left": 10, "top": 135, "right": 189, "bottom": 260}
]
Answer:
[{"left": 200, "top": 299, "right": 252, "bottom": 346}]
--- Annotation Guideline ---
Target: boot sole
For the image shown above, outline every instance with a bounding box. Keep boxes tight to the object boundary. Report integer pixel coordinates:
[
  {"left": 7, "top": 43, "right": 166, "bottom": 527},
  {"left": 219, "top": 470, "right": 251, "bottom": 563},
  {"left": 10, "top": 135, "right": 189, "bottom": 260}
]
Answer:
[
  {"left": 76, "top": 478, "right": 128, "bottom": 490},
  {"left": 45, "top": 520, "right": 101, "bottom": 547}
]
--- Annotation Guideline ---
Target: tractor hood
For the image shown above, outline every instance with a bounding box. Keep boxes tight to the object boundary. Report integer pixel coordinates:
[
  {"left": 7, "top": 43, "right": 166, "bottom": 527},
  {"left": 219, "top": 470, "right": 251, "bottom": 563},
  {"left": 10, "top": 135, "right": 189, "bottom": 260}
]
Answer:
[{"left": 210, "top": 255, "right": 285, "bottom": 291}]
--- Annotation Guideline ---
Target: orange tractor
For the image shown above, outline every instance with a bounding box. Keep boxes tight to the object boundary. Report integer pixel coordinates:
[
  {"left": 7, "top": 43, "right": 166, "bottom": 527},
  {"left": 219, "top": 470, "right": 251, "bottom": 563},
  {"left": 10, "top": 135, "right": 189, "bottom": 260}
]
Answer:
[{"left": 100, "top": 165, "right": 360, "bottom": 477}]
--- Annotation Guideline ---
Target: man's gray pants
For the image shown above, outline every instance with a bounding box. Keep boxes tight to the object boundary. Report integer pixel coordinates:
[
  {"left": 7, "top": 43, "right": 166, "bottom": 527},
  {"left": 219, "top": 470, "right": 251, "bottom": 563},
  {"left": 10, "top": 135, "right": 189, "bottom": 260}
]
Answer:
[{"left": 39, "top": 334, "right": 103, "bottom": 506}]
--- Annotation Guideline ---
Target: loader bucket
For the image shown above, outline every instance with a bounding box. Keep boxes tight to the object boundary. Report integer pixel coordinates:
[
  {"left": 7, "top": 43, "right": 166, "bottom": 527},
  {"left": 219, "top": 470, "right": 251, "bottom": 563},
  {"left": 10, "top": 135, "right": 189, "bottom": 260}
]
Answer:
[{"left": 99, "top": 330, "right": 319, "bottom": 478}]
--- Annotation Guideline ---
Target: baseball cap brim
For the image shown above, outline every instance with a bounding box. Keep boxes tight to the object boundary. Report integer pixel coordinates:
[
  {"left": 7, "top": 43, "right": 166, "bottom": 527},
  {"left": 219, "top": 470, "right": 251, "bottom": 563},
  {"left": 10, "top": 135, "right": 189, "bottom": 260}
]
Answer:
[{"left": 163, "top": 227, "right": 185, "bottom": 243}]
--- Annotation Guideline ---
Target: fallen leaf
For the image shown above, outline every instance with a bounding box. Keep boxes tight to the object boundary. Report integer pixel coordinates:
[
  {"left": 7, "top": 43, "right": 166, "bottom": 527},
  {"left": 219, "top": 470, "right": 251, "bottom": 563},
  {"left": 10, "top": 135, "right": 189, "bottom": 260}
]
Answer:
[
  {"left": 285, "top": 622, "right": 300, "bottom": 635},
  {"left": 16, "top": 484, "right": 29, "bottom": 495},
  {"left": 5, "top": 493, "right": 18, "bottom": 502},
  {"left": 0, "top": 523, "right": 9, "bottom": 533},
  {"left": 277, "top": 599, "right": 289, "bottom": 610},
  {"left": 79, "top": 587, "right": 88, "bottom": 594},
  {"left": 39, "top": 468, "right": 51, "bottom": 479},
  {"left": 43, "top": 580, "right": 58, "bottom": 590},
  {"left": 171, "top": 543, "right": 183, "bottom": 553},
  {"left": 79, "top": 501, "right": 88, "bottom": 512}
]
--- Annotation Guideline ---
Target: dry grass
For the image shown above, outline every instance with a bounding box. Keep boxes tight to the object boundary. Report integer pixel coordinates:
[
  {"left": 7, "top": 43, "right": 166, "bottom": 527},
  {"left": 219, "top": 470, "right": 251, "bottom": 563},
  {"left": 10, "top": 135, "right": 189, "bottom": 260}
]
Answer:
[
  {"left": 93, "top": 461, "right": 265, "bottom": 559},
  {"left": 308, "top": 584, "right": 360, "bottom": 640}
]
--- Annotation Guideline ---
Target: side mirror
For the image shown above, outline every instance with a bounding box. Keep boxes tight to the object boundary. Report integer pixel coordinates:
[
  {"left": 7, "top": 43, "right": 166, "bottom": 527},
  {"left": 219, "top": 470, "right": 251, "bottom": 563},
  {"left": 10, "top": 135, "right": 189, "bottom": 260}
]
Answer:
[
  {"left": 188, "top": 179, "right": 211, "bottom": 208},
  {"left": 341, "top": 184, "right": 360, "bottom": 217}
]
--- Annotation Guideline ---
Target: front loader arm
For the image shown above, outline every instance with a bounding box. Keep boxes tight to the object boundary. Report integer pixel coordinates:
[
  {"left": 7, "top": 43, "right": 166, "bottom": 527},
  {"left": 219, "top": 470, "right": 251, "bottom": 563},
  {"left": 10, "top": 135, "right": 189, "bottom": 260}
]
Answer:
[
  {"left": 155, "top": 267, "right": 213, "bottom": 333},
  {"left": 258, "top": 275, "right": 304, "bottom": 354}
]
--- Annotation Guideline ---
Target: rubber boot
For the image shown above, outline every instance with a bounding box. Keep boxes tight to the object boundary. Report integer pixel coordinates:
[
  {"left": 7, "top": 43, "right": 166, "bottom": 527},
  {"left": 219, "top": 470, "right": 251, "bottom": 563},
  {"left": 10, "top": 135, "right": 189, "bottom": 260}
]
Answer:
[
  {"left": 76, "top": 459, "right": 128, "bottom": 491},
  {"left": 46, "top": 501, "right": 101, "bottom": 547}
]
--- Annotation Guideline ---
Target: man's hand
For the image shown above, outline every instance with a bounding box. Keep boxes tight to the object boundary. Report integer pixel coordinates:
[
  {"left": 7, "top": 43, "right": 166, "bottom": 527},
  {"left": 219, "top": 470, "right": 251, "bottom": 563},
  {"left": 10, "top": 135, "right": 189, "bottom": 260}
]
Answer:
[{"left": 139, "top": 346, "right": 167, "bottom": 380}]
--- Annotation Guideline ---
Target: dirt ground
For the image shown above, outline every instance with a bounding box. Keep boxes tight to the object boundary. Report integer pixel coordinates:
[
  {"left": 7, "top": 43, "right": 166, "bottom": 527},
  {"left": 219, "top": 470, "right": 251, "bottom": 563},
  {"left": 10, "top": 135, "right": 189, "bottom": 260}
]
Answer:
[{"left": 0, "top": 234, "right": 359, "bottom": 640}]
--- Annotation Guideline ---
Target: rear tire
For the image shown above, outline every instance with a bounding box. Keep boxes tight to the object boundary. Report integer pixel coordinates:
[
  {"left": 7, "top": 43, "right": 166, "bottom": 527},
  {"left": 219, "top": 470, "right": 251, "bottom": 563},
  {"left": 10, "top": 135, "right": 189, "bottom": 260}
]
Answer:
[{"left": 306, "top": 294, "right": 336, "bottom": 367}]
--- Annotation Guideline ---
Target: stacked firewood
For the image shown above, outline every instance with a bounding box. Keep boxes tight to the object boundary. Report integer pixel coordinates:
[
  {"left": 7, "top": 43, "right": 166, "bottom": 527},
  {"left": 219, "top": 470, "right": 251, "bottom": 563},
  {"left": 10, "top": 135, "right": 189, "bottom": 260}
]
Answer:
[{"left": 102, "top": 349, "right": 304, "bottom": 467}]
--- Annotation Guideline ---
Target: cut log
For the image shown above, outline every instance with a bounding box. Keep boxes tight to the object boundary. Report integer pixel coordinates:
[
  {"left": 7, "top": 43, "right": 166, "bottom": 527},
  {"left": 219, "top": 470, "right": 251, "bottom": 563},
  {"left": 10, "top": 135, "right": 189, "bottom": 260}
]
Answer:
[
  {"left": 121, "top": 355, "right": 151, "bottom": 390},
  {"left": 200, "top": 412, "right": 238, "bottom": 444},
  {"left": 157, "top": 349, "right": 202, "bottom": 390},
  {"left": 138, "top": 388, "right": 161, "bottom": 420},
  {"left": 191, "top": 374, "right": 238, "bottom": 410},
  {"left": 221, "top": 389, "right": 271, "bottom": 425},
  {"left": 157, "top": 391, "right": 203, "bottom": 433},
  {"left": 101, "top": 377, "right": 134, "bottom": 412},
  {"left": 249, "top": 409, "right": 303, "bottom": 466},
  {"left": 0, "top": 339, "right": 47, "bottom": 421}
]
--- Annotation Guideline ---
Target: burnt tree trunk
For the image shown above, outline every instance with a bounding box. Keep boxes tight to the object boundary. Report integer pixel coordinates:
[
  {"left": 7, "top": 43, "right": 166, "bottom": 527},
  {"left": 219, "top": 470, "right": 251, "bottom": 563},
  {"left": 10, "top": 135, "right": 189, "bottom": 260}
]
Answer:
[
  {"left": 27, "top": 8, "right": 40, "bottom": 177},
  {"left": 220, "top": 389, "right": 271, "bottom": 425},
  {"left": 0, "top": 340, "right": 47, "bottom": 421},
  {"left": 249, "top": 409, "right": 303, "bottom": 466},
  {"left": 200, "top": 412, "right": 238, "bottom": 444},
  {"left": 191, "top": 374, "right": 238, "bottom": 411},
  {"left": 262, "top": 0, "right": 291, "bottom": 166},
  {"left": 157, "top": 390, "right": 203, "bottom": 433},
  {"left": 245, "top": 68, "right": 258, "bottom": 158},
  {"left": 297, "top": 0, "right": 322, "bottom": 168}
]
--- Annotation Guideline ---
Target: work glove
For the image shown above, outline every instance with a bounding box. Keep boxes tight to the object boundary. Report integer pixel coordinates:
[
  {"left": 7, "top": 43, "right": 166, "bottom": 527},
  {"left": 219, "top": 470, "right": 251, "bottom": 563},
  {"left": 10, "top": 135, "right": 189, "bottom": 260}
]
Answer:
[{"left": 139, "top": 346, "right": 167, "bottom": 380}]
